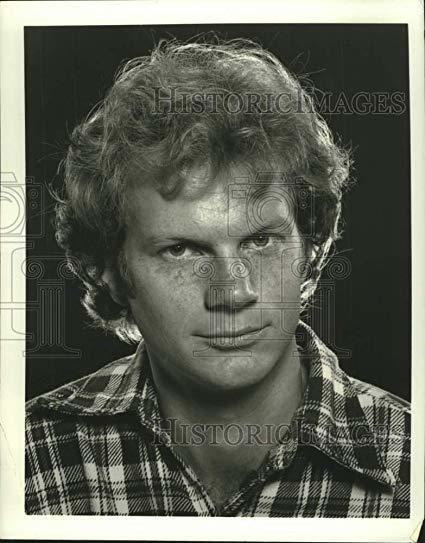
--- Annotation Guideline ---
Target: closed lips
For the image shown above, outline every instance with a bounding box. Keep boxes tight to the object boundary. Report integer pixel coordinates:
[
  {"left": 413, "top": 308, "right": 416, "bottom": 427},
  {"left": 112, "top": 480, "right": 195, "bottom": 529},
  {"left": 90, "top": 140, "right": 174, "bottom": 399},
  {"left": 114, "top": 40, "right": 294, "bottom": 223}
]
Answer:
[{"left": 198, "top": 326, "right": 266, "bottom": 338}]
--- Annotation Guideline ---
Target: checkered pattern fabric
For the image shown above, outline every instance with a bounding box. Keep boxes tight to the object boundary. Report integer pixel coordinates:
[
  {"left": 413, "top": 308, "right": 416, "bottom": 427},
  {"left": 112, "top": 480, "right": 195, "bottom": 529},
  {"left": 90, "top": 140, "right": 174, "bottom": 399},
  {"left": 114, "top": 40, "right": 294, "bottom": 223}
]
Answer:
[{"left": 25, "top": 321, "right": 410, "bottom": 516}]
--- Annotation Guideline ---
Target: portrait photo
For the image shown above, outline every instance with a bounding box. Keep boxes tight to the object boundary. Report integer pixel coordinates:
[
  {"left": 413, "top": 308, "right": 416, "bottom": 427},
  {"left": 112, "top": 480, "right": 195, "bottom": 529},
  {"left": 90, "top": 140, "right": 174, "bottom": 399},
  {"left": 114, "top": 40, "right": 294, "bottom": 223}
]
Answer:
[{"left": 1, "top": 1, "right": 424, "bottom": 541}]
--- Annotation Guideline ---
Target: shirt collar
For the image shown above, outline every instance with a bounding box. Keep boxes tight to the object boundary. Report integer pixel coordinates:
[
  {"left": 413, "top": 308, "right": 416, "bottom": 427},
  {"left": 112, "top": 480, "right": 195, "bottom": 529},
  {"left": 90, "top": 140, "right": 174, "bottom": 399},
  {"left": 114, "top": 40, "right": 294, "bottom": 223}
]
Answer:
[
  {"left": 269, "top": 321, "right": 396, "bottom": 488},
  {"left": 31, "top": 321, "right": 395, "bottom": 488}
]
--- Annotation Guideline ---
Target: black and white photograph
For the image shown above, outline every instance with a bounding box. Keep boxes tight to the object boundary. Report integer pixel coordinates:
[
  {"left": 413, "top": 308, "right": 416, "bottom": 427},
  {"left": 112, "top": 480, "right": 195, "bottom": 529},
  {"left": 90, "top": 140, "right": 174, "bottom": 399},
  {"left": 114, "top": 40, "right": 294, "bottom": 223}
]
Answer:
[{"left": 0, "top": 0, "right": 424, "bottom": 540}]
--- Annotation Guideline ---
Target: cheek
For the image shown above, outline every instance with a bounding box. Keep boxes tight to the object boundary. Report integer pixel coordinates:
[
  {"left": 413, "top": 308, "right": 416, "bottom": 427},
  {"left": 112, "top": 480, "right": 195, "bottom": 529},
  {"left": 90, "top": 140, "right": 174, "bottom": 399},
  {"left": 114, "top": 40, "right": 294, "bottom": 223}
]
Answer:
[
  {"left": 260, "top": 247, "right": 304, "bottom": 302},
  {"left": 127, "top": 257, "right": 203, "bottom": 319}
]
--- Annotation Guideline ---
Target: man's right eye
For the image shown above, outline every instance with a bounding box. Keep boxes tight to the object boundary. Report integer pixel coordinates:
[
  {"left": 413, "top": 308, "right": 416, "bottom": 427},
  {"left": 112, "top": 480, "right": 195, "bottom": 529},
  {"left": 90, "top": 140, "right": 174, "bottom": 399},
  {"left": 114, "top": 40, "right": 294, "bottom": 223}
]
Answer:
[{"left": 161, "top": 243, "right": 202, "bottom": 259}]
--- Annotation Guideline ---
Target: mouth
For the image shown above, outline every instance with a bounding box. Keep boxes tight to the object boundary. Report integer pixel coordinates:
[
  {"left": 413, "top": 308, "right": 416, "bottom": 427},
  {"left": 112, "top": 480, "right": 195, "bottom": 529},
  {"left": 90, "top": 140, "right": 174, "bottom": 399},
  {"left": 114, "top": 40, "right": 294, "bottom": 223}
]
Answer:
[{"left": 195, "top": 325, "right": 269, "bottom": 348}]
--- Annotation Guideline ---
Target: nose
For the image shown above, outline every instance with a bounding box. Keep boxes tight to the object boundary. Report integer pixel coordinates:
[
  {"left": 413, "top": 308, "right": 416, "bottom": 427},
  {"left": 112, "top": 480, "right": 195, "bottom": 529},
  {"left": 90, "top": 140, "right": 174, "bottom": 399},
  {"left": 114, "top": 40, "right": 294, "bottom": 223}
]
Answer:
[{"left": 203, "top": 257, "right": 258, "bottom": 311}]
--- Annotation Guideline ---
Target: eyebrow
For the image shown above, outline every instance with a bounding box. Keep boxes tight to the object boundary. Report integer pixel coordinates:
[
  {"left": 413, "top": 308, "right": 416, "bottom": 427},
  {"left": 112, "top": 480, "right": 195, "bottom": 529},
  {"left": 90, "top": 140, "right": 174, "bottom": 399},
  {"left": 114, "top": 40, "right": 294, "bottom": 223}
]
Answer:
[{"left": 242, "top": 220, "right": 293, "bottom": 238}]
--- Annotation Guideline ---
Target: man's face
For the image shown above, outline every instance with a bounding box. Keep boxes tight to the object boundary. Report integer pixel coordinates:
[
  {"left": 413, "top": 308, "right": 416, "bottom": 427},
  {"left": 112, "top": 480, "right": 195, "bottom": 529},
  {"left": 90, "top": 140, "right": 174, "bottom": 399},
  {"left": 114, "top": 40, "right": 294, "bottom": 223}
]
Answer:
[{"left": 122, "top": 164, "right": 307, "bottom": 393}]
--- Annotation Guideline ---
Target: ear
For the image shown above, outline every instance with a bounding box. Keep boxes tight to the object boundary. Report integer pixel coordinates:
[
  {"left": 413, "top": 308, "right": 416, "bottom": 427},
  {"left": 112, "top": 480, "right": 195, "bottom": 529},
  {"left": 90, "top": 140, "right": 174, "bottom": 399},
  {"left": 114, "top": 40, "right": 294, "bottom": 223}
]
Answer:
[{"left": 101, "top": 266, "right": 128, "bottom": 307}]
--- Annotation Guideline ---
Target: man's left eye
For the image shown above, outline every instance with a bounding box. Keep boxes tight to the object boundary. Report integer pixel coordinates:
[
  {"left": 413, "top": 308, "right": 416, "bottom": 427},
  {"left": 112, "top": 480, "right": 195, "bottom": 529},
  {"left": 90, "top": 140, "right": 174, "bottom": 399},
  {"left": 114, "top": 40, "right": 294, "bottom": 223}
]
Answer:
[
  {"left": 253, "top": 235, "right": 270, "bottom": 247},
  {"left": 244, "top": 235, "right": 271, "bottom": 248},
  {"left": 167, "top": 243, "right": 188, "bottom": 257}
]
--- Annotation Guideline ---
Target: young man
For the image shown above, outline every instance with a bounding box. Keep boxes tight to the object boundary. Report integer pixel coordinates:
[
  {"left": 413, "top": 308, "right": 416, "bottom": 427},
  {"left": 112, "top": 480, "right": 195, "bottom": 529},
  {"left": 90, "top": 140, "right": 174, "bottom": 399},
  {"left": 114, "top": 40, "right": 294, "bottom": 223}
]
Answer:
[{"left": 25, "top": 38, "right": 410, "bottom": 517}]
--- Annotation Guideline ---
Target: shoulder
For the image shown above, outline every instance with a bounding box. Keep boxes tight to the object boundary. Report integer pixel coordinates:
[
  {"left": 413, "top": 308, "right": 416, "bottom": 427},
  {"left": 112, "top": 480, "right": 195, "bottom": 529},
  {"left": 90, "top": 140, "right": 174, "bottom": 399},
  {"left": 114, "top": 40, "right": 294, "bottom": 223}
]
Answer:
[
  {"left": 25, "top": 352, "right": 140, "bottom": 514},
  {"left": 348, "top": 376, "right": 410, "bottom": 487},
  {"left": 348, "top": 375, "right": 410, "bottom": 442},
  {"left": 349, "top": 375, "right": 411, "bottom": 417},
  {"left": 26, "top": 351, "right": 139, "bottom": 418},
  {"left": 25, "top": 352, "right": 139, "bottom": 478}
]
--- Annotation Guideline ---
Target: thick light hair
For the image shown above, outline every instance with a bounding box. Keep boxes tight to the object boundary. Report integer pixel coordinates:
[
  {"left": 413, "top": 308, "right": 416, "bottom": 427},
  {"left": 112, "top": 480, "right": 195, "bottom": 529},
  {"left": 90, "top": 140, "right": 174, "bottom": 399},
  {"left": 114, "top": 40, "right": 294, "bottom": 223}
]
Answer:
[{"left": 55, "top": 37, "right": 351, "bottom": 342}]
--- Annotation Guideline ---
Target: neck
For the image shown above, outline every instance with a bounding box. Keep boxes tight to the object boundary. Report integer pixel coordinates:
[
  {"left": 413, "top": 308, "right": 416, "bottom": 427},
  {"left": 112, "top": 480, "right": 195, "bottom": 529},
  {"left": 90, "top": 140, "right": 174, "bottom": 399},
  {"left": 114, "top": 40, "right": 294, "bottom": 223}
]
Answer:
[
  {"left": 150, "top": 335, "right": 308, "bottom": 446},
  {"left": 148, "top": 336, "right": 308, "bottom": 509}
]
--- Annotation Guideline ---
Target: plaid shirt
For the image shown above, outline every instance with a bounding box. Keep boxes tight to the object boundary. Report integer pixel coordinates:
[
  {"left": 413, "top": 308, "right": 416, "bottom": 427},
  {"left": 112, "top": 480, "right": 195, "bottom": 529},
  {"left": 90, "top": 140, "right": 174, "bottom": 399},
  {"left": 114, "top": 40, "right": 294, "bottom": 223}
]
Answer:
[{"left": 25, "top": 321, "right": 410, "bottom": 517}]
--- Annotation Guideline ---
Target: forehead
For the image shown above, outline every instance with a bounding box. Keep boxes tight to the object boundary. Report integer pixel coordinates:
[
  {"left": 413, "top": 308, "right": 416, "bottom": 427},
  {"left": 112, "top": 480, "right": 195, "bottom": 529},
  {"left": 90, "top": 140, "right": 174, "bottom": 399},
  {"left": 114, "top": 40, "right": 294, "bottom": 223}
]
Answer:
[{"left": 124, "top": 163, "right": 298, "bottom": 239}]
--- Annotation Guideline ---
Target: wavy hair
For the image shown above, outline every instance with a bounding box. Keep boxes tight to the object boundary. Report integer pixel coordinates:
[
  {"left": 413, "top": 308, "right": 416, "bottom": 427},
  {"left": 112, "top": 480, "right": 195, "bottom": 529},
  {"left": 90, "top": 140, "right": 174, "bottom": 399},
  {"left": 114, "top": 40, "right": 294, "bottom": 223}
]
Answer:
[{"left": 55, "top": 37, "right": 351, "bottom": 342}]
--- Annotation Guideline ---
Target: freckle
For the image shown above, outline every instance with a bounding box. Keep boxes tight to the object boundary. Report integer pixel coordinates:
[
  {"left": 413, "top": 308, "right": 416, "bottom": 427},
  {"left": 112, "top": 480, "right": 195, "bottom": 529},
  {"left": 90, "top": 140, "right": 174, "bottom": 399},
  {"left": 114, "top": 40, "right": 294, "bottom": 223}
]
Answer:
[{"left": 173, "top": 267, "right": 187, "bottom": 286}]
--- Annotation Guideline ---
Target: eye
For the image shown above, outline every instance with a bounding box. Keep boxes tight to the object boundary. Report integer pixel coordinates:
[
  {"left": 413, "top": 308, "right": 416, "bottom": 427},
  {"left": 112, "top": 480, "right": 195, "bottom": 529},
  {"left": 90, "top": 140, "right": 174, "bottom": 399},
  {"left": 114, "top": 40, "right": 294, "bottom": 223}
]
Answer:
[
  {"left": 251, "top": 235, "right": 270, "bottom": 247},
  {"left": 167, "top": 243, "right": 188, "bottom": 257},
  {"left": 243, "top": 235, "right": 271, "bottom": 249},
  {"left": 161, "top": 242, "right": 203, "bottom": 259}
]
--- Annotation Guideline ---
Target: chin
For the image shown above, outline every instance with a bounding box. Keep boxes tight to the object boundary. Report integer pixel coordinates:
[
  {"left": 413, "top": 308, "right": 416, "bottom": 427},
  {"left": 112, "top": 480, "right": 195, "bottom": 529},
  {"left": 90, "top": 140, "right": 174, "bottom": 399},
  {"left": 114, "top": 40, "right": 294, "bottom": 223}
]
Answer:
[{"left": 186, "top": 352, "right": 274, "bottom": 392}]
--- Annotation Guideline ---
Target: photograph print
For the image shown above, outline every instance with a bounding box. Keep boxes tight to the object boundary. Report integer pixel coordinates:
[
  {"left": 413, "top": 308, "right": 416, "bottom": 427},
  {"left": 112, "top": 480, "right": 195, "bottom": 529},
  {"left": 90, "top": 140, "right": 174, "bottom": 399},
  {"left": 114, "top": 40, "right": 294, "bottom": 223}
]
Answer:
[{"left": 23, "top": 23, "right": 411, "bottom": 517}]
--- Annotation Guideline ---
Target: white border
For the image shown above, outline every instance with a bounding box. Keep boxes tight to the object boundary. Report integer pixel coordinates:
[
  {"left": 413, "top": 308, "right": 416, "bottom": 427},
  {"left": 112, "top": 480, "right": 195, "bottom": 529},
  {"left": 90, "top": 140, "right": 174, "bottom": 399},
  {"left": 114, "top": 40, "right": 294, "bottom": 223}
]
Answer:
[{"left": 1, "top": 1, "right": 424, "bottom": 541}]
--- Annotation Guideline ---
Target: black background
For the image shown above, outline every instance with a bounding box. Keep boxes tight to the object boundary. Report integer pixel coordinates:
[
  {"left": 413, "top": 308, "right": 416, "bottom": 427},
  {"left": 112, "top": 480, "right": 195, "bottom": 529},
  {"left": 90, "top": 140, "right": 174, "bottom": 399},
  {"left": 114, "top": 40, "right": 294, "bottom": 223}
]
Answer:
[{"left": 25, "top": 24, "right": 411, "bottom": 401}]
